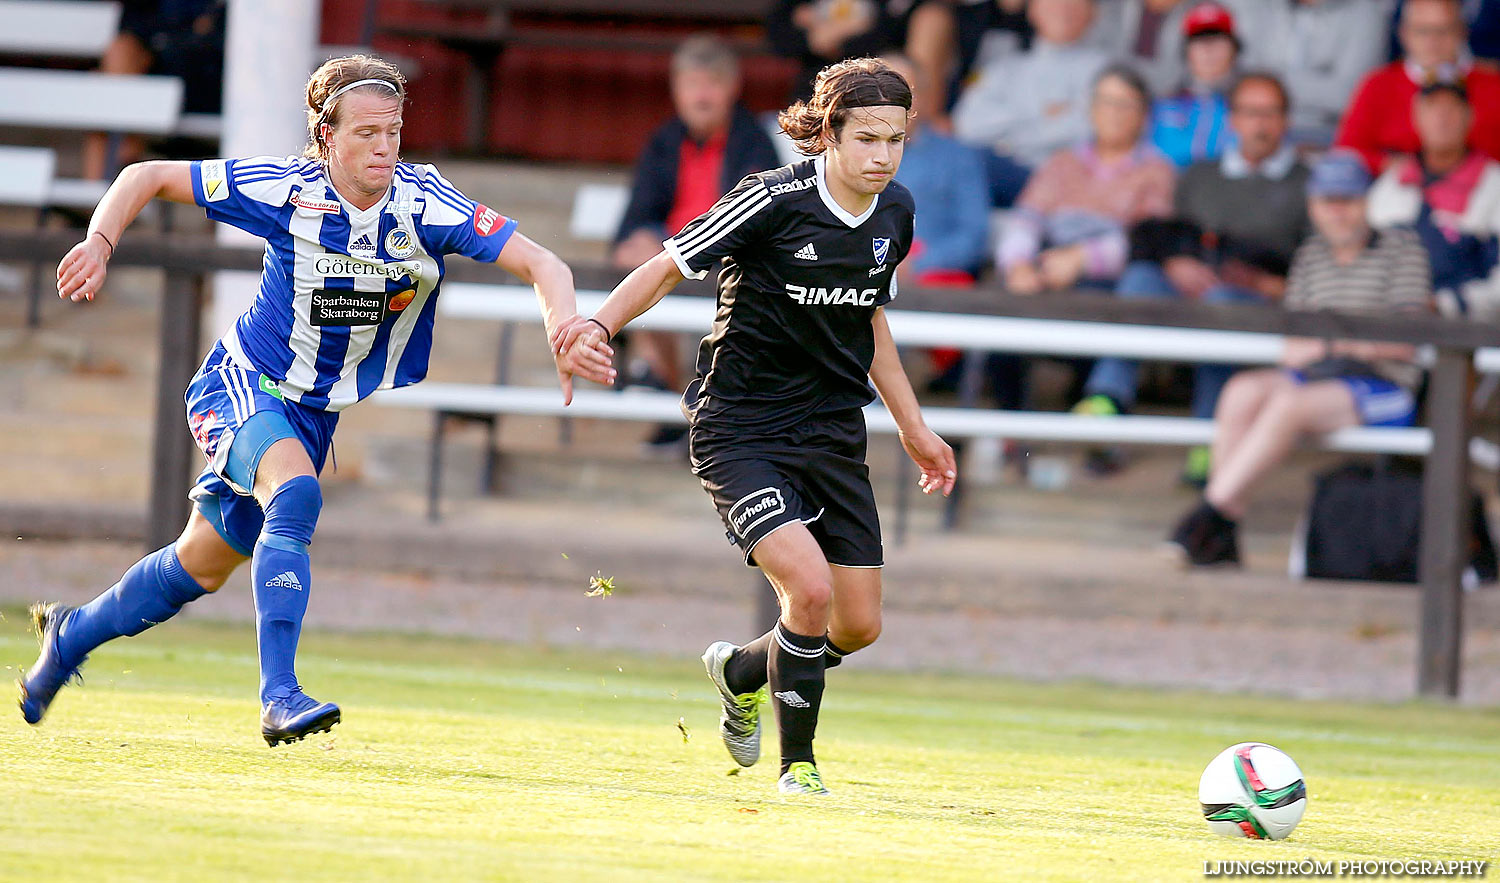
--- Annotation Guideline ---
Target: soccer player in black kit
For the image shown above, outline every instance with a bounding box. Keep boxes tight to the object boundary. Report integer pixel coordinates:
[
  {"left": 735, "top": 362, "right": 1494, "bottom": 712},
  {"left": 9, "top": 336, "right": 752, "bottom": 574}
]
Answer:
[{"left": 554, "top": 58, "right": 956, "bottom": 796}]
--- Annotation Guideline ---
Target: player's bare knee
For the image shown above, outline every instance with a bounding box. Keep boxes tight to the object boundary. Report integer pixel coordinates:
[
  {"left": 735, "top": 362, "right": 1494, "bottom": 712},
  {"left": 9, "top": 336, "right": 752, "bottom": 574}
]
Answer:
[
  {"left": 785, "top": 580, "right": 833, "bottom": 622},
  {"left": 837, "top": 619, "right": 882, "bottom": 651}
]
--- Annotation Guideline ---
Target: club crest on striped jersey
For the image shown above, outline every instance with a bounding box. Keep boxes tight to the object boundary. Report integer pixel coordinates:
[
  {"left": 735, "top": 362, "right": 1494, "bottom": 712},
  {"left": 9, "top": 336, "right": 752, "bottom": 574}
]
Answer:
[
  {"left": 873, "top": 237, "right": 891, "bottom": 266},
  {"left": 385, "top": 227, "right": 417, "bottom": 259}
]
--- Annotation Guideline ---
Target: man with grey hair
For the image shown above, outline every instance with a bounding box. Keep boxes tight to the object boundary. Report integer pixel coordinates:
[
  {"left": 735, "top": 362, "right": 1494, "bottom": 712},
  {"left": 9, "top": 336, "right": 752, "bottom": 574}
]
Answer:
[{"left": 612, "top": 34, "right": 780, "bottom": 452}]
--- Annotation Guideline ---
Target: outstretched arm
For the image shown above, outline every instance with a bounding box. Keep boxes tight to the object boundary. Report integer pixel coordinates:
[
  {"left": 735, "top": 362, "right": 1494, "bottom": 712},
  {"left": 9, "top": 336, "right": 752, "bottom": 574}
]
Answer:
[
  {"left": 494, "top": 231, "right": 604, "bottom": 404},
  {"left": 869, "top": 308, "right": 957, "bottom": 496},
  {"left": 549, "top": 250, "right": 686, "bottom": 384},
  {"left": 56, "top": 160, "right": 195, "bottom": 303}
]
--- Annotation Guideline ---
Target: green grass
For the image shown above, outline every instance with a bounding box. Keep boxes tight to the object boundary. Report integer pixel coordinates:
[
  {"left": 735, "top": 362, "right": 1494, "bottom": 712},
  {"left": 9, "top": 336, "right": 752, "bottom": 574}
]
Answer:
[{"left": 1, "top": 609, "right": 1496, "bottom": 882}]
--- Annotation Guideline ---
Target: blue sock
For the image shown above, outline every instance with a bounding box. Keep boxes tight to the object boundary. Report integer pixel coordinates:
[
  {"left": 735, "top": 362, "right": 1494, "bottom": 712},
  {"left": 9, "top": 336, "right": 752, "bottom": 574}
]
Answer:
[
  {"left": 57, "top": 545, "right": 208, "bottom": 665},
  {"left": 252, "top": 475, "right": 321, "bottom": 704}
]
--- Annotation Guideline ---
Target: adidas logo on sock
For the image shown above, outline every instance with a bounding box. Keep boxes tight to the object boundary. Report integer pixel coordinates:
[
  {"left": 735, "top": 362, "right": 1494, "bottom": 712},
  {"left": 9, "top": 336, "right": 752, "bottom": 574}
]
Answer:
[
  {"left": 793, "top": 242, "right": 818, "bottom": 261},
  {"left": 773, "top": 689, "right": 810, "bottom": 708},
  {"left": 266, "top": 571, "right": 304, "bottom": 591}
]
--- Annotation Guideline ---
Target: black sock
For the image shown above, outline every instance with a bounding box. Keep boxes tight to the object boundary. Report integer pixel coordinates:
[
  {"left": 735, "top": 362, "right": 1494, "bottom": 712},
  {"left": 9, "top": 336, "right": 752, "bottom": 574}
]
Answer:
[
  {"left": 768, "top": 622, "right": 826, "bottom": 774},
  {"left": 823, "top": 638, "right": 852, "bottom": 670},
  {"left": 727, "top": 633, "right": 854, "bottom": 692},
  {"left": 1201, "top": 499, "right": 1237, "bottom": 526},
  {"left": 724, "top": 629, "right": 774, "bottom": 695}
]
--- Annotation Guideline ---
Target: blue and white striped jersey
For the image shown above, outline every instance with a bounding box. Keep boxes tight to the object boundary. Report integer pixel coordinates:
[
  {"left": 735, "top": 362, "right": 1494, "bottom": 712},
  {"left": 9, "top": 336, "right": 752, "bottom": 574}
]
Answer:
[{"left": 190, "top": 155, "right": 518, "bottom": 411}]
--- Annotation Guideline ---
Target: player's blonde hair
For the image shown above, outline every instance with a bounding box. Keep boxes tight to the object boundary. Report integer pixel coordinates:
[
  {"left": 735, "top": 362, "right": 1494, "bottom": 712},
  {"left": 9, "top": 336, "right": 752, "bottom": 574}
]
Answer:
[
  {"left": 778, "top": 58, "right": 912, "bottom": 156},
  {"left": 304, "top": 54, "right": 407, "bottom": 161}
]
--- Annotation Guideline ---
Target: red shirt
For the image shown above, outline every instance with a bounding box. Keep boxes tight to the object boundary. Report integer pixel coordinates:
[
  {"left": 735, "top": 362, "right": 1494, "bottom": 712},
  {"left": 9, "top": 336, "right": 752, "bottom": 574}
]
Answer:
[
  {"left": 666, "top": 130, "right": 728, "bottom": 236},
  {"left": 1335, "top": 61, "right": 1500, "bottom": 172}
]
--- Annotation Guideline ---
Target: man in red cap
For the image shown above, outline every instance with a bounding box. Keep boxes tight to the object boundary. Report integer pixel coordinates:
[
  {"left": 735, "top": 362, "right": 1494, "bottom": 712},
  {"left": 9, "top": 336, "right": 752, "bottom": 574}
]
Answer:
[
  {"left": 1150, "top": 2, "right": 1241, "bottom": 167},
  {"left": 1336, "top": 0, "right": 1500, "bottom": 170}
]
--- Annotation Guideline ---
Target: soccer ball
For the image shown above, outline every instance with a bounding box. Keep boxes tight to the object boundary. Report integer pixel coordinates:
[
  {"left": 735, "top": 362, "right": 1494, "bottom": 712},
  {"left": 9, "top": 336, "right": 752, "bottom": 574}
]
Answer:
[{"left": 1198, "top": 742, "right": 1307, "bottom": 840}]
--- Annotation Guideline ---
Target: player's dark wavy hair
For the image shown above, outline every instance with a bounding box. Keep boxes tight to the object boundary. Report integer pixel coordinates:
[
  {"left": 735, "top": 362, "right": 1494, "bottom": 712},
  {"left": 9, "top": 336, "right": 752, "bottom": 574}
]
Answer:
[
  {"left": 303, "top": 54, "right": 408, "bottom": 161},
  {"left": 779, "top": 58, "right": 913, "bottom": 156}
]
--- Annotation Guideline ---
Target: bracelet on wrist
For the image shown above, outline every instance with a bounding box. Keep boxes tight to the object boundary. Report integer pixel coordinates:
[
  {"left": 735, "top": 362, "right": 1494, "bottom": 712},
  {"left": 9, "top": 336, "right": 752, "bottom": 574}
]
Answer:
[
  {"left": 586, "top": 317, "right": 612, "bottom": 343},
  {"left": 91, "top": 230, "right": 115, "bottom": 257}
]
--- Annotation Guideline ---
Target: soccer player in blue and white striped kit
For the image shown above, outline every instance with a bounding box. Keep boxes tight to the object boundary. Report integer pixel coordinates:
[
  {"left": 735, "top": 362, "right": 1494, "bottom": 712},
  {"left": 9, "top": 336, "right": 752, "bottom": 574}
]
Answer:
[{"left": 20, "top": 55, "right": 613, "bottom": 745}]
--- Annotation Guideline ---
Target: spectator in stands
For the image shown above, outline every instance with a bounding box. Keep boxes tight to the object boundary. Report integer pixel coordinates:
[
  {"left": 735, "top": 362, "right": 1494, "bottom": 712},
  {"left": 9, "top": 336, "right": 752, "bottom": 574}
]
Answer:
[
  {"left": 882, "top": 54, "right": 991, "bottom": 282},
  {"left": 1000, "top": 64, "right": 1176, "bottom": 295},
  {"left": 953, "top": 0, "right": 1112, "bottom": 206},
  {"left": 1168, "top": 151, "right": 1432, "bottom": 567},
  {"left": 83, "top": 0, "right": 226, "bottom": 180},
  {"left": 1150, "top": 2, "right": 1241, "bottom": 168},
  {"left": 1091, "top": 0, "right": 1211, "bottom": 97},
  {"left": 948, "top": 0, "right": 1033, "bottom": 115},
  {"left": 1367, "top": 82, "right": 1500, "bottom": 320},
  {"left": 1389, "top": 0, "right": 1500, "bottom": 64},
  {"left": 1336, "top": 0, "right": 1500, "bottom": 171},
  {"left": 1074, "top": 72, "right": 1311, "bottom": 483},
  {"left": 1233, "top": 0, "right": 1394, "bottom": 148},
  {"left": 612, "top": 35, "right": 780, "bottom": 452},
  {"left": 980, "top": 64, "right": 1173, "bottom": 412},
  {"left": 768, "top": 0, "right": 956, "bottom": 105}
]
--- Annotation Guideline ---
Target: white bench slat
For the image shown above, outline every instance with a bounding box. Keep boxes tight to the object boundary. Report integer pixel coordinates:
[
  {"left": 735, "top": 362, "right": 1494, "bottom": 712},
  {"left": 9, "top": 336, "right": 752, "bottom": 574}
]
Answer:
[
  {"left": 46, "top": 177, "right": 110, "bottom": 210},
  {"left": 437, "top": 284, "right": 1289, "bottom": 363},
  {"left": 373, "top": 383, "right": 1435, "bottom": 455},
  {"left": 0, "top": 67, "right": 182, "bottom": 133},
  {"left": 0, "top": 1, "right": 121, "bottom": 58},
  {"left": 0, "top": 146, "right": 56, "bottom": 206},
  {"left": 438, "top": 283, "right": 1500, "bottom": 371},
  {"left": 175, "top": 112, "right": 223, "bottom": 139}
]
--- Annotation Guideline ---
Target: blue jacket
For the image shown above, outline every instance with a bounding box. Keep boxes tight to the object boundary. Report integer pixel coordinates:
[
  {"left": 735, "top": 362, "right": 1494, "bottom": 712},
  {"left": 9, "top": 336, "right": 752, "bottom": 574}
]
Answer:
[
  {"left": 1150, "top": 91, "right": 1231, "bottom": 170},
  {"left": 895, "top": 126, "right": 991, "bottom": 276}
]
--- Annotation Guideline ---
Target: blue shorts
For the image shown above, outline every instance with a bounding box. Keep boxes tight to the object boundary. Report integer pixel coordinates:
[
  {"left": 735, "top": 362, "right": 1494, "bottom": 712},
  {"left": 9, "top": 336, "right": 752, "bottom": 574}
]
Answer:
[
  {"left": 1287, "top": 370, "right": 1417, "bottom": 428},
  {"left": 184, "top": 342, "right": 338, "bottom": 556}
]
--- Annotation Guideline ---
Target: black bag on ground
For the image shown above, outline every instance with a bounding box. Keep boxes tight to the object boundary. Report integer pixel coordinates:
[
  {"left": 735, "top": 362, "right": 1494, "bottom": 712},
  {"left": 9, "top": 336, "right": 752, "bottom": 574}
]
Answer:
[{"left": 1296, "top": 457, "right": 1497, "bottom": 584}]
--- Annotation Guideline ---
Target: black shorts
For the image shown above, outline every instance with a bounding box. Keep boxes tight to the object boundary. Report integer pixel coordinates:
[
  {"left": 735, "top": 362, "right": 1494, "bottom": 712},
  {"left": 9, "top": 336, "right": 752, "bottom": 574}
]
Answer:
[{"left": 690, "top": 409, "right": 882, "bottom": 568}]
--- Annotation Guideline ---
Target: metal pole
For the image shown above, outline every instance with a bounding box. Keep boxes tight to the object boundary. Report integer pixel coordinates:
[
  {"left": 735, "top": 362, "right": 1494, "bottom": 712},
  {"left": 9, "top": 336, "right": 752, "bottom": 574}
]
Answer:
[
  {"left": 211, "top": 0, "right": 320, "bottom": 338},
  {"left": 147, "top": 270, "right": 204, "bottom": 551},
  {"left": 1417, "top": 347, "right": 1472, "bottom": 698}
]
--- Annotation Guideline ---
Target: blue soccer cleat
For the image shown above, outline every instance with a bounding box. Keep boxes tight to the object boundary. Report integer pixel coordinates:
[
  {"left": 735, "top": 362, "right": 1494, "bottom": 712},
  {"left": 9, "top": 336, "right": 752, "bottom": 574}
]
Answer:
[
  {"left": 261, "top": 690, "right": 341, "bottom": 746},
  {"left": 18, "top": 602, "right": 86, "bottom": 725}
]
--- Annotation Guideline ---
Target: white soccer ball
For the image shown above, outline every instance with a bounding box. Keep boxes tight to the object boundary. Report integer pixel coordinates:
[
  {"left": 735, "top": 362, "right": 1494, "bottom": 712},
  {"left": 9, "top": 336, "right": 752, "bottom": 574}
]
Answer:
[{"left": 1198, "top": 742, "right": 1307, "bottom": 840}]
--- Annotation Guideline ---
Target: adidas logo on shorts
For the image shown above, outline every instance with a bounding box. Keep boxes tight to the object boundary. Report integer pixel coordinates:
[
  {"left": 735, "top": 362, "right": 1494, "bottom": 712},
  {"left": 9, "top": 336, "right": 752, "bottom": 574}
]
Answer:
[
  {"left": 266, "top": 571, "right": 304, "bottom": 591},
  {"left": 793, "top": 242, "right": 818, "bottom": 261},
  {"left": 774, "top": 689, "right": 810, "bottom": 708}
]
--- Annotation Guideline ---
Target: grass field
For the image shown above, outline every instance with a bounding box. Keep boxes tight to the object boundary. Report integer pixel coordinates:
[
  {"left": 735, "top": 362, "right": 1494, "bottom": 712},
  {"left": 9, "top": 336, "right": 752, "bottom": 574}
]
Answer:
[{"left": 1, "top": 608, "right": 1496, "bottom": 882}]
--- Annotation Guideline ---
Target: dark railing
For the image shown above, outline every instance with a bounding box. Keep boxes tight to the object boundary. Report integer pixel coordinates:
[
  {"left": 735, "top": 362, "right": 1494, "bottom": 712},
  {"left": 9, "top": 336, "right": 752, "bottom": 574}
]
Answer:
[{"left": 4, "top": 227, "right": 1497, "bottom": 699}]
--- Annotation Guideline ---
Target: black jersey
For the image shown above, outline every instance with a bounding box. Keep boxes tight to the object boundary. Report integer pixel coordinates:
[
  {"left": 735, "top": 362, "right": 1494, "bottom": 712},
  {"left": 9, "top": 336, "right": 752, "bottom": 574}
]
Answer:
[{"left": 664, "top": 155, "right": 915, "bottom": 439}]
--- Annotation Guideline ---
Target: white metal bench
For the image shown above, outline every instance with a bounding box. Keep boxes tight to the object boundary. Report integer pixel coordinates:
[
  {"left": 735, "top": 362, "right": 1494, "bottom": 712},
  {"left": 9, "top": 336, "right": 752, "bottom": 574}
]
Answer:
[
  {"left": 372, "top": 283, "right": 1494, "bottom": 520},
  {"left": 0, "top": 0, "right": 122, "bottom": 58},
  {"left": 0, "top": 67, "right": 183, "bottom": 134}
]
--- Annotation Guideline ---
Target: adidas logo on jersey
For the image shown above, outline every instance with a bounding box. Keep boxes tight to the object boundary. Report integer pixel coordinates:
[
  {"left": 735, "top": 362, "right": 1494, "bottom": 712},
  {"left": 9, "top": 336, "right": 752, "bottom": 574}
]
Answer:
[
  {"left": 266, "top": 571, "right": 304, "bottom": 591},
  {"left": 794, "top": 242, "right": 818, "bottom": 261},
  {"left": 774, "top": 690, "right": 810, "bottom": 708},
  {"left": 349, "top": 233, "right": 377, "bottom": 256}
]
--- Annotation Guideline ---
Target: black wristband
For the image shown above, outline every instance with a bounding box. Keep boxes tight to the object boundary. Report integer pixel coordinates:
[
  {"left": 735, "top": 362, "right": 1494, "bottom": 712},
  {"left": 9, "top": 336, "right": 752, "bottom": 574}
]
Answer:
[
  {"left": 586, "top": 317, "right": 612, "bottom": 343},
  {"left": 91, "top": 230, "right": 115, "bottom": 256}
]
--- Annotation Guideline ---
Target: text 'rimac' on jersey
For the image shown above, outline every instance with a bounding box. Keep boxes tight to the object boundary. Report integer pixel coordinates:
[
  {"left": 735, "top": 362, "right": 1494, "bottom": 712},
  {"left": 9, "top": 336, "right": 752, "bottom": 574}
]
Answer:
[{"left": 661, "top": 155, "right": 916, "bottom": 438}]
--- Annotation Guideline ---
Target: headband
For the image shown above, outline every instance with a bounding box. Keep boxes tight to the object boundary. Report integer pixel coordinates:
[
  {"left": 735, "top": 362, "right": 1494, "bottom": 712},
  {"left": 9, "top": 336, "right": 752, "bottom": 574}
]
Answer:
[{"left": 318, "top": 78, "right": 400, "bottom": 124}]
